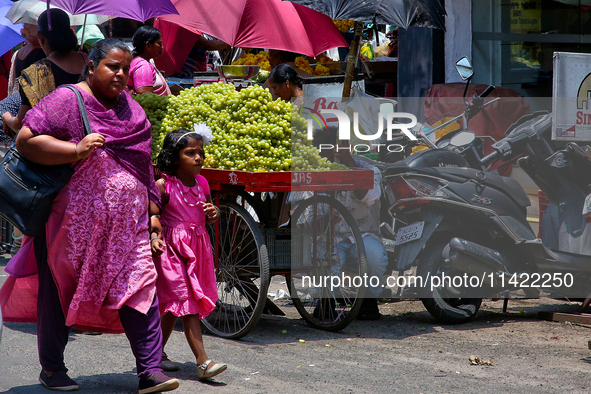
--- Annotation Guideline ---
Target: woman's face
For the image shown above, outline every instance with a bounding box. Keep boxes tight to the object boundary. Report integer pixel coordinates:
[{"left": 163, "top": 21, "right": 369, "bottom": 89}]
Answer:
[
  {"left": 89, "top": 48, "right": 131, "bottom": 99},
  {"left": 268, "top": 78, "right": 291, "bottom": 102},
  {"left": 145, "top": 36, "right": 163, "bottom": 59}
]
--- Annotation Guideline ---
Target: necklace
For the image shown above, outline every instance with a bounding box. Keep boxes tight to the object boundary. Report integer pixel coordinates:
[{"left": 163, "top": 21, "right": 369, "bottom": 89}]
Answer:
[{"left": 174, "top": 177, "right": 204, "bottom": 207}]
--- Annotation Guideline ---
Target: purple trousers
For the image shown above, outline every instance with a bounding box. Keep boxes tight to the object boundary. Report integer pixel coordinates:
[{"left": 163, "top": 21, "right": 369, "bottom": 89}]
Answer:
[{"left": 35, "top": 233, "right": 163, "bottom": 379}]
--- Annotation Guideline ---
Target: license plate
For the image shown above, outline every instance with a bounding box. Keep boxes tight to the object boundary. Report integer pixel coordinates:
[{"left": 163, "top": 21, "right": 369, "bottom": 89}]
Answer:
[
  {"left": 583, "top": 194, "right": 591, "bottom": 215},
  {"left": 395, "top": 222, "right": 425, "bottom": 245}
]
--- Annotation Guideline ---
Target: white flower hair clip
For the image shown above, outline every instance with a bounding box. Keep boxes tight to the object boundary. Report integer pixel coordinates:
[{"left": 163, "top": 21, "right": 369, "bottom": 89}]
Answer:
[
  {"left": 173, "top": 123, "right": 214, "bottom": 147},
  {"left": 194, "top": 123, "right": 213, "bottom": 145}
]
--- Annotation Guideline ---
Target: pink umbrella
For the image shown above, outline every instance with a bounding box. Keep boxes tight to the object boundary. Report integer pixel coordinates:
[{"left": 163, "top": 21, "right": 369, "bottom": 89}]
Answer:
[
  {"left": 38, "top": 0, "right": 178, "bottom": 22},
  {"left": 157, "top": 0, "right": 348, "bottom": 58}
]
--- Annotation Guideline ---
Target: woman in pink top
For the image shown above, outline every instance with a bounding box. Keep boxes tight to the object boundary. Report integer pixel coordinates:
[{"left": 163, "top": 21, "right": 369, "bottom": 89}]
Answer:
[{"left": 128, "top": 26, "right": 171, "bottom": 96}]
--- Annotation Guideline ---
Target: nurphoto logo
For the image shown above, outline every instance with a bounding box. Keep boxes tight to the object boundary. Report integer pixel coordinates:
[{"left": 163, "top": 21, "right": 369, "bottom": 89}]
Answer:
[{"left": 305, "top": 108, "right": 418, "bottom": 154}]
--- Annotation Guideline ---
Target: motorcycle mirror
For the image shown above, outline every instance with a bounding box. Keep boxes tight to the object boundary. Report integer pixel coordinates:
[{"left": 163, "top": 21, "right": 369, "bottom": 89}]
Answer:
[
  {"left": 455, "top": 57, "right": 474, "bottom": 80},
  {"left": 450, "top": 131, "right": 476, "bottom": 147}
]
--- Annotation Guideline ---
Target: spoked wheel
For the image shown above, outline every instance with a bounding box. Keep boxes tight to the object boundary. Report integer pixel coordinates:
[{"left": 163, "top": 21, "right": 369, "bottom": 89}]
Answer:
[
  {"left": 203, "top": 200, "right": 270, "bottom": 339},
  {"left": 212, "top": 191, "right": 269, "bottom": 226},
  {"left": 289, "top": 195, "right": 367, "bottom": 331}
]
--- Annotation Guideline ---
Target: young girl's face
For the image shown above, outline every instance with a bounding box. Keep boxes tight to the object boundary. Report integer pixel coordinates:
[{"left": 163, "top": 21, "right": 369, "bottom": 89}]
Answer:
[{"left": 177, "top": 137, "right": 204, "bottom": 175}]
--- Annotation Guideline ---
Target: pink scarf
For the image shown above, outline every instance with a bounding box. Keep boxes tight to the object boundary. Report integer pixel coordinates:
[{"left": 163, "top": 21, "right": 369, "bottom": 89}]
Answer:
[{"left": 23, "top": 85, "right": 160, "bottom": 206}]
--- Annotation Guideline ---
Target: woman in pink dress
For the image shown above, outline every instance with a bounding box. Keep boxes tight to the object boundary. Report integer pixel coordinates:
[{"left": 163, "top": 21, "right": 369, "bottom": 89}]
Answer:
[
  {"left": 0, "top": 39, "right": 179, "bottom": 394},
  {"left": 150, "top": 126, "right": 227, "bottom": 381},
  {"left": 127, "top": 25, "right": 171, "bottom": 96}
]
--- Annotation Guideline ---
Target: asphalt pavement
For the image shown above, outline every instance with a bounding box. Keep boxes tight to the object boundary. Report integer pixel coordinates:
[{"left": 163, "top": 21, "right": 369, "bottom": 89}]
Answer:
[{"left": 2, "top": 253, "right": 591, "bottom": 394}]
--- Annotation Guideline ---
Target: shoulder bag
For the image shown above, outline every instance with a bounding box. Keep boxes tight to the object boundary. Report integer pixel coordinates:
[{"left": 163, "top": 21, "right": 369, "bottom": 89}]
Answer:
[{"left": 0, "top": 85, "right": 91, "bottom": 236}]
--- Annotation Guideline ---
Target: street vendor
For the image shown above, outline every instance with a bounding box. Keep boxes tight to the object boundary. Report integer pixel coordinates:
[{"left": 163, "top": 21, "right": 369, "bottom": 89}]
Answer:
[
  {"left": 128, "top": 25, "right": 171, "bottom": 96},
  {"left": 173, "top": 35, "right": 229, "bottom": 78},
  {"left": 313, "top": 129, "right": 388, "bottom": 321},
  {"left": 267, "top": 64, "right": 303, "bottom": 105}
]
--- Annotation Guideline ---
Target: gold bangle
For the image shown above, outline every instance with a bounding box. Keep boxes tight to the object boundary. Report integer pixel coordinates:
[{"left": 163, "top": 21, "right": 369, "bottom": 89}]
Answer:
[{"left": 74, "top": 142, "right": 81, "bottom": 159}]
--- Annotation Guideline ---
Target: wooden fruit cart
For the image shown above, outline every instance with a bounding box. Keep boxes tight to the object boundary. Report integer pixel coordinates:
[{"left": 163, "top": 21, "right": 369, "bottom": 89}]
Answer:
[{"left": 201, "top": 167, "right": 374, "bottom": 339}]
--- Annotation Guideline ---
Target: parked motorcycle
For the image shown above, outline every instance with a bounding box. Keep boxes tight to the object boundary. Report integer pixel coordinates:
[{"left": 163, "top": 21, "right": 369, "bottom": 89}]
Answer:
[
  {"left": 384, "top": 60, "right": 591, "bottom": 324},
  {"left": 358, "top": 56, "right": 501, "bottom": 297}
]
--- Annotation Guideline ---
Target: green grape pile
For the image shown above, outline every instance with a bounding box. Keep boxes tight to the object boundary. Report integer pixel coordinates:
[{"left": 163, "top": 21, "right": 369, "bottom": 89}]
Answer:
[
  {"left": 133, "top": 94, "right": 170, "bottom": 160},
  {"left": 162, "top": 83, "right": 292, "bottom": 171},
  {"left": 136, "top": 82, "right": 347, "bottom": 172},
  {"left": 290, "top": 111, "right": 338, "bottom": 171}
]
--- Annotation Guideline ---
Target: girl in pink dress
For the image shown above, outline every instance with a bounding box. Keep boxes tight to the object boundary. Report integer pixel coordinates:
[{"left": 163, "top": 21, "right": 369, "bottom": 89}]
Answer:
[{"left": 150, "top": 126, "right": 227, "bottom": 381}]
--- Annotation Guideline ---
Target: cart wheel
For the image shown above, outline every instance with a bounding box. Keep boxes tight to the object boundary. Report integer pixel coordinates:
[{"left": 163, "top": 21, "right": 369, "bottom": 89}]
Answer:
[
  {"left": 235, "top": 191, "right": 269, "bottom": 226},
  {"left": 211, "top": 191, "right": 269, "bottom": 226},
  {"left": 289, "top": 195, "right": 367, "bottom": 331},
  {"left": 203, "top": 200, "right": 270, "bottom": 339}
]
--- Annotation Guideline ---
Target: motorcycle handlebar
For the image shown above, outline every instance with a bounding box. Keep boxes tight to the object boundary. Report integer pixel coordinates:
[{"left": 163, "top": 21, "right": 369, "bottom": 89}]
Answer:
[
  {"left": 481, "top": 150, "right": 500, "bottom": 166},
  {"left": 478, "top": 85, "right": 495, "bottom": 98},
  {"left": 389, "top": 135, "right": 409, "bottom": 144},
  {"left": 388, "top": 134, "right": 435, "bottom": 149}
]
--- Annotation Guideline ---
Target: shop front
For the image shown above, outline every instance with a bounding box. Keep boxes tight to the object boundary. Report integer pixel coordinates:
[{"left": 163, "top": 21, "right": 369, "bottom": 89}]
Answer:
[{"left": 467, "top": 0, "right": 591, "bottom": 98}]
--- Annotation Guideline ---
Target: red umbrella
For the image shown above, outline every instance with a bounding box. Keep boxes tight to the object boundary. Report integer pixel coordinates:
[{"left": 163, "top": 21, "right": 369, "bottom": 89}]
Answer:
[
  {"left": 157, "top": 0, "right": 348, "bottom": 58},
  {"left": 154, "top": 18, "right": 202, "bottom": 76}
]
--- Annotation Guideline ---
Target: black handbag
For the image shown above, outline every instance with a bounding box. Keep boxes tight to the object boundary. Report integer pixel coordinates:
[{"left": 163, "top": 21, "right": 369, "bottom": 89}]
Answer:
[{"left": 0, "top": 85, "right": 91, "bottom": 237}]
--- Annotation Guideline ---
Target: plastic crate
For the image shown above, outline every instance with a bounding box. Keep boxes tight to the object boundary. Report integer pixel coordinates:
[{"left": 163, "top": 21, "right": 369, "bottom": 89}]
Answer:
[
  {"left": 265, "top": 228, "right": 292, "bottom": 269},
  {"left": 0, "top": 216, "right": 13, "bottom": 251},
  {"left": 538, "top": 190, "right": 549, "bottom": 238},
  {"left": 265, "top": 228, "right": 310, "bottom": 269}
]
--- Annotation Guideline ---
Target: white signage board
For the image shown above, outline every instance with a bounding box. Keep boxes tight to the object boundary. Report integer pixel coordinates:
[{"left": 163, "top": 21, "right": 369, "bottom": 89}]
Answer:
[
  {"left": 553, "top": 52, "right": 591, "bottom": 141},
  {"left": 303, "top": 80, "right": 365, "bottom": 114}
]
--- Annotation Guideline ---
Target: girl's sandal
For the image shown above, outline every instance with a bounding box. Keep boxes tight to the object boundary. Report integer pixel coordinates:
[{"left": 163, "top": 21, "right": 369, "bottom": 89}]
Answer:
[{"left": 197, "top": 359, "right": 228, "bottom": 381}]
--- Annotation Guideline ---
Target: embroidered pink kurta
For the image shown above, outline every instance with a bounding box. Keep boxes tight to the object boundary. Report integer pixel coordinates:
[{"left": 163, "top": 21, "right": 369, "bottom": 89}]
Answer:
[
  {"left": 154, "top": 174, "right": 217, "bottom": 318},
  {"left": 0, "top": 151, "right": 157, "bottom": 333},
  {"left": 0, "top": 86, "right": 159, "bottom": 333}
]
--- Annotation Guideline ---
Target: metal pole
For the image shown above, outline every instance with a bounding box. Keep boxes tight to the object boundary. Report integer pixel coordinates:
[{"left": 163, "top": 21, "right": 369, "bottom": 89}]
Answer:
[
  {"left": 79, "top": 14, "right": 87, "bottom": 51},
  {"left": 342, "top": 21, "right": 364, "bottom": 98}
]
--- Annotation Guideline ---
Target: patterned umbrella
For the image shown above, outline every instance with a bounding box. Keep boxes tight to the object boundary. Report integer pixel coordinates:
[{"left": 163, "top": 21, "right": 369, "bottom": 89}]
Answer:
[
  {"left": 285, "top": 0, "right": 446, "bottom": 96},
  {"left": 284, "top": 0, "right": 446, "bottom": 29},
  {"left": 6, "top": 0, "right": 109, "bottom": 26}
]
